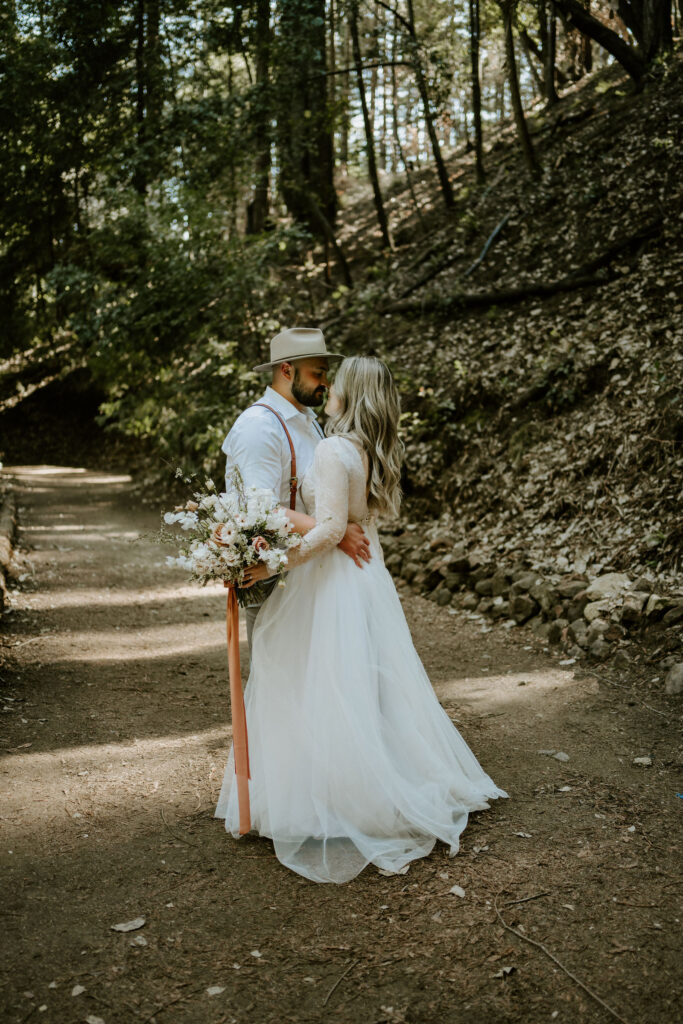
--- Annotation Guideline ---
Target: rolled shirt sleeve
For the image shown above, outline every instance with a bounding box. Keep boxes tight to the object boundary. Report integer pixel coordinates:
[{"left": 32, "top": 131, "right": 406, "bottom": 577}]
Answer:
[
  {"left": 224, "top": 410, "right": 284, "bottom": 500},
  {"left": 223, "top": 409, "right": 285, "bottom": 502}
]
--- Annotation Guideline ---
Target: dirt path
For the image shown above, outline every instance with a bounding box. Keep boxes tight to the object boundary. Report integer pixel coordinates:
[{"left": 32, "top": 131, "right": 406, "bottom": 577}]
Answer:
[{"left": 0, "top": 465, "right": 680, "bottom": 1024}]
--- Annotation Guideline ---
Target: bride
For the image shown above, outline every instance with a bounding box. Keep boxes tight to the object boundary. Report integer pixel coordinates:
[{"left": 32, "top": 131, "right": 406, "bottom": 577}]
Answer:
[{"left": 215, "top": 356, "right": 507, "bottom": 883}]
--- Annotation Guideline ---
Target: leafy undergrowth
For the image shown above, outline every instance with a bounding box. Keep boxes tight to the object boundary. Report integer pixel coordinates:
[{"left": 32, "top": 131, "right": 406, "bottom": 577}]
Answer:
[{"left": 321, "top": 54, "right": 683, "bottom": 587}]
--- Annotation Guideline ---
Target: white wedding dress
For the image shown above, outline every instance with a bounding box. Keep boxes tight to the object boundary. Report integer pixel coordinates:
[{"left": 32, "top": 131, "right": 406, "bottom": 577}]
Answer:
[{"left": 215, "top": 435, "right": 507, "bottom": 883}]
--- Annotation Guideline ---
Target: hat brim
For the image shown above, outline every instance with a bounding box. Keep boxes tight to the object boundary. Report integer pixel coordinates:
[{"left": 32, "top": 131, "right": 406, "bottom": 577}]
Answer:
[{"left": 252, "top": 351, "right": 345, "bottom": 373}]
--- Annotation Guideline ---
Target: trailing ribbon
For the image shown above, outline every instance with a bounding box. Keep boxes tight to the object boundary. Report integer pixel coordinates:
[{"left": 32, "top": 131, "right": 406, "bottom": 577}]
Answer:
[{"left": 224, "top": 582, "right": 251, "bottom": 835}]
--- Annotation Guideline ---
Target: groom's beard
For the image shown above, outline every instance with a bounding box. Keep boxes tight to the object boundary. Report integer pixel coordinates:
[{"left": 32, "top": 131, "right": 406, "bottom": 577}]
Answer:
[{"left": 292, "top": 370, "right": 326, "bottom": 407}]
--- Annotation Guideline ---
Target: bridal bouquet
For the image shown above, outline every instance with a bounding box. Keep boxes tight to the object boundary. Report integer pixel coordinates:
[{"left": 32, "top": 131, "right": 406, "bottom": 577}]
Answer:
[{"left": 161, "top": 472, "right": 299, "bottom": 606}]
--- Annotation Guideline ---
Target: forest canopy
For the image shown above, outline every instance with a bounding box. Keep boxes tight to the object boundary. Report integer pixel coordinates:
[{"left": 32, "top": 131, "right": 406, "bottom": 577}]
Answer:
[{"left": 0, "top": 0, "right": 678, "bottom": 477}]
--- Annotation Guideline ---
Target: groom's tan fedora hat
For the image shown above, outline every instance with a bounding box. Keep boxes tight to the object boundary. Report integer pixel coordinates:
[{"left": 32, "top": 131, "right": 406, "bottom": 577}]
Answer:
[{"left": 253, "top": 327, "right": 343, "bottom": 373}]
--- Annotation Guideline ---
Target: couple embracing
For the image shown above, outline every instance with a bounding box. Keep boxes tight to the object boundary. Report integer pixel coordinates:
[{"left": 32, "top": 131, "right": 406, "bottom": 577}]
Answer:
[{"left": 215, "top": 327, "right": 506, "bottom": 884}]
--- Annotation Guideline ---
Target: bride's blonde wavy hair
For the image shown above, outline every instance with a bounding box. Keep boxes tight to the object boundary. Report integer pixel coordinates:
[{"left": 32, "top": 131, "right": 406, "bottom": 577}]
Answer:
[{"left": 325, "top": 356, "right": 404, "bottom": 517}]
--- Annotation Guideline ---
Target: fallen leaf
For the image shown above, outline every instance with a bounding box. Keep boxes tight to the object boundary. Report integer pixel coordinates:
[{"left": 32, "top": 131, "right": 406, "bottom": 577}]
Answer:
[
  {"left": 71, "top": 985, "right": 86, "bottom": 997},
  {"left": 449, "top": 884, "right": 466, "bottom": 898},
  {"left": 553, "top": 751, "right": 570, "bottom": 762},
  {"left": 85, "top": 1016, "right": 105, "bottom": 1024},
  {"left": 633, "top": 756, "right": 652, "bottom": 766},
  {"left": 250, "top": 950, "right": 262, "bottom": 958},
  {"left": 492, "top": 965, "right": 516, "bottom": 979},
  {"left": 111, "top": 917, "right": 145, "bottom": 933},
  {"left": 513, "top": 831, "right": 532, "bottom": 838},
  {"left": 206, "top": 986, "right": 225, "bottom": 997}
]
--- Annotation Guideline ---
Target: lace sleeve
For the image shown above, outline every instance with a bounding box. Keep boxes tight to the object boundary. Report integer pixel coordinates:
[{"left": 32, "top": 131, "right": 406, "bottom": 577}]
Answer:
[{"left": 285, "top": 440, "right": 349, "bottom": 569}]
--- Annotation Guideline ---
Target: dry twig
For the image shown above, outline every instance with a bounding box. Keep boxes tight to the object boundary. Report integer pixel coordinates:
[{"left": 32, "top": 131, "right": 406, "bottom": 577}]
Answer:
[
  {"left": 322, "top": 958, "right": 360, "bottom": 1007},
  {"left": 503, "top": 890, "right": 551, "bottom": 907},
  {"left": 160, "top": 808, "right": 200, "bottom": 848},
  {"left": 494, "top": 891, "right": 632, "bottom": 1024}
]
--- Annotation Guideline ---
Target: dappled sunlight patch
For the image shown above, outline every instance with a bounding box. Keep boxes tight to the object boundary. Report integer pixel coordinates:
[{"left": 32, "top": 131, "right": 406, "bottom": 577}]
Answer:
[
  {"left": 25, "top": 581, "right": 225, "bottom": 611},
  {"left": 42, "top": 619, "right": 229, "bottom": 662},
  {"left": 434, "top": 667, "right": 582, "bottom": 709},
  {"left": 2, "top": 726, "right": 231, "bottom": 830},
  {"left": 19, "top": 524, "right": 142, "bottom": 542},
  {"left": 9, "top": 466, "right": 133, "bottom": 487},
  {"left": 6, "top": 465, "right": 90, "bottom": 476}
]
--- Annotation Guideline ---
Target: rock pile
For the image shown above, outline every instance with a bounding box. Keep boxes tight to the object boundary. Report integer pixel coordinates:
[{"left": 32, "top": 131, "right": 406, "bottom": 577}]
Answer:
[{"left": 381, "top": 527, "right": 683, "bottom": 680}]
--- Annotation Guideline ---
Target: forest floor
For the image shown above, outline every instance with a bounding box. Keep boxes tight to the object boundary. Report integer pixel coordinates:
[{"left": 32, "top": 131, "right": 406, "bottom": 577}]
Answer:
[{"left": 1, "top": 460, "right": 681, "bottom": 1024}]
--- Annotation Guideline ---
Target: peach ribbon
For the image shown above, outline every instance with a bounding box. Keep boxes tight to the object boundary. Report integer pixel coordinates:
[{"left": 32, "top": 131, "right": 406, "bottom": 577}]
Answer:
[{"left": 224, "top": 582, "right": 251, "bottom": 835}]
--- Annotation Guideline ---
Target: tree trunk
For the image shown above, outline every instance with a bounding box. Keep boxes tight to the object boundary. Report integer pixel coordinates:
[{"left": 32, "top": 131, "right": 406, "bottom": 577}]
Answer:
[
  {"left": 405, "top": 0, "right": 455, "bottom": 209},
  {"left": 391, "top": 58, "right": 426, "bottom": 231},
  {"left": 275, "top": 0, "right": 337, "bottom": 234},
  {"left": 502, "top": 1, "right": 540, "bottom": 177},
  {"left": 339, "top": 19, "right": 350, "bottom": 166},
  {"left": 133, "top": 0, "right": 146, "bottom": 195},
  {"left": 350, "top": 2, "right": 392, "bottom": 249},
  {"left": 380, "top": 23, "right": 389, "bottom": 171},
  {"left": 248, "top": 0, "right": 271, "bottom": 233},
  {"left": 545, "top": 0, "right": 559, "bottom": 103},
  {"left": 554, "top": 0, "right": 647, "bottom": 82},
  {"left": 581, "top": 0, "right": 593, "bottom": 71},
  {"left": 618, "top": 0, "right": 673, "bottom": 60},
  {"left": 146, "top": 0, "right": 161, "bottom": 134},
  {"left": 469, "top": 0, "right": 486, "bottom": 183}
]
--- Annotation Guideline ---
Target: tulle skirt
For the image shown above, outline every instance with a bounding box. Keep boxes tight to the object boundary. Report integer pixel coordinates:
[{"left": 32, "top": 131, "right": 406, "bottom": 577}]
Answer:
[{"left": 215, "top": 527, "right": 507, "bottom": 883}]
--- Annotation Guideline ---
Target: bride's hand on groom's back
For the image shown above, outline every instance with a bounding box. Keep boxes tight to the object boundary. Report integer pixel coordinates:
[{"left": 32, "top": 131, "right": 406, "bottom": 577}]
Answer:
[{"left": 338, "top": 523, "right": 371, "bottom": 568}]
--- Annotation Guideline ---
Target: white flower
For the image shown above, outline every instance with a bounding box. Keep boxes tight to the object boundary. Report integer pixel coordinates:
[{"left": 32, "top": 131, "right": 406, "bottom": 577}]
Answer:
[
  {"left": 266, "top": 510, "right": 289, "bottom": 533},
  {"left": 212, "top": 523, "right": 237, "bottom": 547},
  {"left": 164, "top": 511, "right": 181, "bottom": 525},
  {"left": 264, "top": 550, "right": 287, "bottom": 573},
  {"left": 220, "top": 547, "right": 241, "bottom": 566}
]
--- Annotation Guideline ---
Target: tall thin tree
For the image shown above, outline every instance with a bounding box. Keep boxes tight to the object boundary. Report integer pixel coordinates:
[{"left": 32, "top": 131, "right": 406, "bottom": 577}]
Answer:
[
  {"left": 248, "top": 0, "right": 271, "bottom": 233},
  {"left": 374, "top": 0, "right": 455, "bottom": 209},
  {"left": 500, "top": 0, "right": 540, "bottom": 177},
  {"left": 349, "top": 1, "right": 393, "bottom": 248},
  {"left": 469, "top": 0, "right": 485, "bottom": 183}
]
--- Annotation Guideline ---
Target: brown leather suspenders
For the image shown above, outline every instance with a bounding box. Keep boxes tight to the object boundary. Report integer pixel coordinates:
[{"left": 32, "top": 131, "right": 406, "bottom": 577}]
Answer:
[{"left": 253, "top": 402, "right": 324, "bottom": 511}]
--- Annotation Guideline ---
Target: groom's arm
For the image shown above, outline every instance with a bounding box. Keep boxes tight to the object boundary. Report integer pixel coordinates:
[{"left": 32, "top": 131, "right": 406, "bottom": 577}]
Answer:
[
  {"left": 284, "top": 509, "right": 371, "bottom": 566},
  {"left": 225, "top": 411, "right": 283, "bottom": 501}
]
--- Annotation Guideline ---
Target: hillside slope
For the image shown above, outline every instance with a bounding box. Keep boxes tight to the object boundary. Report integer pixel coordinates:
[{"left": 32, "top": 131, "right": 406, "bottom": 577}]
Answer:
[{"left": 327, "top": 54, "right": 682, "bottom": 587}]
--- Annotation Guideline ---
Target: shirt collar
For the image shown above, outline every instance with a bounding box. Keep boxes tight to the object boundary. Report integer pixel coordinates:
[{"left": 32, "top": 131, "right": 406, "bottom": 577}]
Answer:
[{"left": 263, "top": 386, "right": 318, "bottom": 421}]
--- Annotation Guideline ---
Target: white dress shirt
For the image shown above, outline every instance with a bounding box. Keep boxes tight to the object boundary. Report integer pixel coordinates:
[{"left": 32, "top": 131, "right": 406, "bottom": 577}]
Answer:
[{"left": 221, "top": 386, "right": 324, "bottom": 513}]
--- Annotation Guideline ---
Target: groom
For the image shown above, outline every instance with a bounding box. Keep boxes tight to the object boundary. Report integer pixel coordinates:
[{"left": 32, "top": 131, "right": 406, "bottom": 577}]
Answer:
[{"left": 222, "top": 326, "right": 371, "bottom": 648}]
